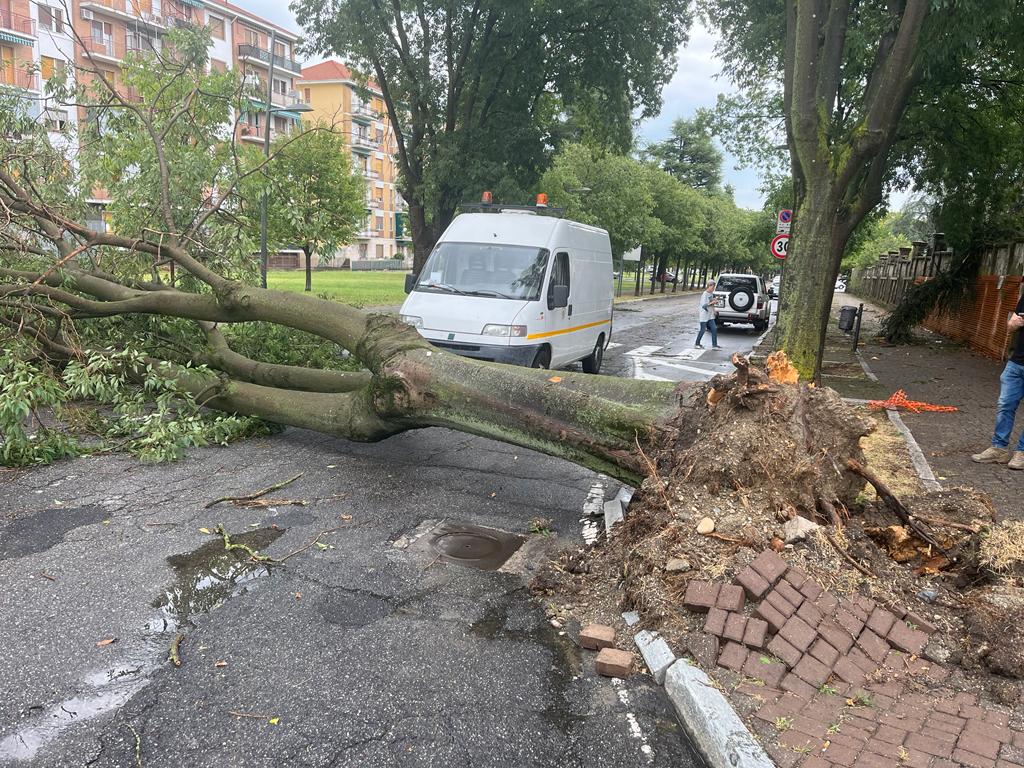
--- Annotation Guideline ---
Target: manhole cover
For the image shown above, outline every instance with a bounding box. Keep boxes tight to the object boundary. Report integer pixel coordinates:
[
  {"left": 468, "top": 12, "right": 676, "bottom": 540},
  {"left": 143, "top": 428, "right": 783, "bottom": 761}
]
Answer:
[{"left": 425, "top": 521, "right": 525, "bottom": 571}]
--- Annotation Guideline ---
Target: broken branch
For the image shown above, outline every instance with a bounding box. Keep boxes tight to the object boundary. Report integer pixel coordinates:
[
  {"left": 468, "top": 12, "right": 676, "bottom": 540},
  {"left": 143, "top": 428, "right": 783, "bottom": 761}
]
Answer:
[
  {"left": 823, "top": 531, "right": 873, "bottom": 577},
  {"left": 205, "top": 473, "right": 303, "bottom": 508},
  {"left": 168, "top": 633, "right": 184, "bottom": 667}
]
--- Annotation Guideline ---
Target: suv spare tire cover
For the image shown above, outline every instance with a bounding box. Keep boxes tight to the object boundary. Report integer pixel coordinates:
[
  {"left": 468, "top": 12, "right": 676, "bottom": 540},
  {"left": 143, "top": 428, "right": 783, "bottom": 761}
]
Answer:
[{"left": 728, "top": 288, "right": 755, "bottom": 312}]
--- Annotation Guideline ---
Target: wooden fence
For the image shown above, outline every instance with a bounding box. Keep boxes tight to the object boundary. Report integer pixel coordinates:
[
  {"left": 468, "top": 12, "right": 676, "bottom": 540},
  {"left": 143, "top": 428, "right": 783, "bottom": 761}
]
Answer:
[{"left": 850, "top": 236, "right": 1024, "bottom": 361}]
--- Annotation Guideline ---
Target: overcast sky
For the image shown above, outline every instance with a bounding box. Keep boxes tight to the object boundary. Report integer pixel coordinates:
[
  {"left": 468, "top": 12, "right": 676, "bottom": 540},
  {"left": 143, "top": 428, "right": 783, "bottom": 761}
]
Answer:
[{"left": 248, "top": 3, "right": 765, "bottom": 209}]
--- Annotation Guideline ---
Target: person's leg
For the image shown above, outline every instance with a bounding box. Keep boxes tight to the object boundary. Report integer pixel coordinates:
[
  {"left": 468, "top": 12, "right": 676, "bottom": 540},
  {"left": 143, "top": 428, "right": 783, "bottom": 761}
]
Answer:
[
  {"left": 709, "top": 318, "right": 718, "bottom": 347},
  {"left": 695, "top": 321, "right": 706, "bottom": 347},
  {"left": 994, "top": 361, "right": 1024, "bottom": 448}
]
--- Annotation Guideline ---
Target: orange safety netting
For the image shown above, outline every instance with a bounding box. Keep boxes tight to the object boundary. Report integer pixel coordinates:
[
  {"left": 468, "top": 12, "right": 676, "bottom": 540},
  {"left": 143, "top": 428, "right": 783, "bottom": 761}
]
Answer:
[{"left": 867, "top": 389, "right": 958, "bottom": 413}]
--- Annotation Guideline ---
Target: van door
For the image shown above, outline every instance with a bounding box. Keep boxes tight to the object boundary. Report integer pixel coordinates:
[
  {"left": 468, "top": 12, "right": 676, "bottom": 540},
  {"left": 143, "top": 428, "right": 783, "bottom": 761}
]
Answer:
[{"left": 545, "top": 251, "right": 572, "bottom": 365}]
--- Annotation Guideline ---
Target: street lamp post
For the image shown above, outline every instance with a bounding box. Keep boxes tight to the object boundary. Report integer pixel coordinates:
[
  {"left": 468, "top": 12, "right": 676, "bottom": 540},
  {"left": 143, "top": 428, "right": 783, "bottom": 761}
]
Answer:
[{"left": 259, "top": 29, "right": 277, "bottom": 289}]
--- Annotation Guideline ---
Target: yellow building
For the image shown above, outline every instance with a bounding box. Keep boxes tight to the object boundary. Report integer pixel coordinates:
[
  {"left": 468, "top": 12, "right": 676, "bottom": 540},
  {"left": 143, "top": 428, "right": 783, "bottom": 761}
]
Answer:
[{"left": 297, "top": 60, "right": 410, "bottom": 266}]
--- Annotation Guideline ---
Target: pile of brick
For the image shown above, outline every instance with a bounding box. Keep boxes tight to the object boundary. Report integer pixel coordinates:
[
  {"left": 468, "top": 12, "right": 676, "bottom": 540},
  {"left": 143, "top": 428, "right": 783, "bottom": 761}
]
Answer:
[
  {"left": 682, "top": 550, "right": 1024, "bottom": 767},
  {"left": 579, "top": 623, "right": 633, "bottom": 678}
]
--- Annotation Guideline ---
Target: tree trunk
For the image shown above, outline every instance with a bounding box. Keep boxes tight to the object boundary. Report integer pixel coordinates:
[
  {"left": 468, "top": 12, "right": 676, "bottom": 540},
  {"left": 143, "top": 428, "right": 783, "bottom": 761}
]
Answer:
[
  {"left": 409, "top": 203, "right": 437, "bottom": 276},
  {"left": 303, "top": 245, "right": 313, "bottom": 293},
  {"left": 634, "top": 260, "right": 642, "bottom": 296}
]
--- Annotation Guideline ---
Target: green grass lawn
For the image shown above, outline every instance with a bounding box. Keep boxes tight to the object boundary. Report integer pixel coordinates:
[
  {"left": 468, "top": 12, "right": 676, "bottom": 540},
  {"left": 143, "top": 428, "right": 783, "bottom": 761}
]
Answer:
[{"left": 267, "top": 270, "right": 410, "bottom": 307}]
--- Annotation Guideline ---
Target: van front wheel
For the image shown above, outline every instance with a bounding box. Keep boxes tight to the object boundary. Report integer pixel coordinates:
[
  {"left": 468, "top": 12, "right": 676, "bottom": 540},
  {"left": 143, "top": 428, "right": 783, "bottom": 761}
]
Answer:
[
  {"left": 581, "top": 335, "right": 604, "bottom": 374},
  {"left": 531, "top": 347, "right": 551, "bottom": 369}
]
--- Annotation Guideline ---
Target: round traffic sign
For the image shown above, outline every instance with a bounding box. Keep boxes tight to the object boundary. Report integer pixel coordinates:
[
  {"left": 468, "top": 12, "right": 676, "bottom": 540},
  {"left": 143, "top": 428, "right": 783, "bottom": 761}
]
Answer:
[
  {"left": 778, "top": 209, "right": 793, "bottom": 224},
  {"left": 770, "top": 233, "right": 789, "bottom": 259}
]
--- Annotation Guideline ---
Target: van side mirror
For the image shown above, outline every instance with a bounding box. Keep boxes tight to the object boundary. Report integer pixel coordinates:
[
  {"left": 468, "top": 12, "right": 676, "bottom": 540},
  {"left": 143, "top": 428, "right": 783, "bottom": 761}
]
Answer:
[
  {"left": 550, "top": 284, "right": 569, "bottom": 308},
  {"left": 404, "top": 273, "right": 416, "bottom": 294}
]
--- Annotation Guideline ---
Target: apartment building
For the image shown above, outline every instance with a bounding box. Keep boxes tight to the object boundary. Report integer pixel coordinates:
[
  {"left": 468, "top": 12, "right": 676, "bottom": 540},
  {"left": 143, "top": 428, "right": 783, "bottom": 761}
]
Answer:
[
  {"left": 297, "top": 60, "right": 411, "bottom": 266},
  {"left": 0, "top": 0, "right": 306, "bottom": 230}
]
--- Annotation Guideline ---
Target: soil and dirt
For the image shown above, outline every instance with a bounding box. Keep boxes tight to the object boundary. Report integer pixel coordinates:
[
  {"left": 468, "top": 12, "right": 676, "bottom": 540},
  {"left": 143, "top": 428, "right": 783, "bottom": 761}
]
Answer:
[{"left": 532, "top": 354, "right": 1024, "bottom": 705}]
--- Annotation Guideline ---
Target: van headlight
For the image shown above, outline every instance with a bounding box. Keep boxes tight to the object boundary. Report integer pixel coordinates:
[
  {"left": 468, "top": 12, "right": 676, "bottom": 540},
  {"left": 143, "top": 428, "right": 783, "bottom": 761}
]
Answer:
[
  {"left": 400, "top": 314, "right": 422, "bottom": 328},
  {"left": 481, "top": 324, "right": 527, "bottom": 337}
]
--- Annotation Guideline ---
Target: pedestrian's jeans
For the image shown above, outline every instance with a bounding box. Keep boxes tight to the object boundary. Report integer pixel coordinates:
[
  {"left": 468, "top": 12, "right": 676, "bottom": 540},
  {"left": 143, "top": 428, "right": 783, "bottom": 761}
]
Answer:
[
  {"left": 993, "top": 360, "right": 1024, "bottom": 451},
  {"left": 696, "top": 318, "right": 717, "bottom": 347}
]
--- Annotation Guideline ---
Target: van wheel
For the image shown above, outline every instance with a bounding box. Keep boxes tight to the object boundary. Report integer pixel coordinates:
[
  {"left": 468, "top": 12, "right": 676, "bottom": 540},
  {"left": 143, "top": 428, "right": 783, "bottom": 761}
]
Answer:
[
  {"left": 531, "top": 347, "right": 551, "bottom": 369},
  {"left": 582, "top": 335, "right": 604, "bottom": 374}
]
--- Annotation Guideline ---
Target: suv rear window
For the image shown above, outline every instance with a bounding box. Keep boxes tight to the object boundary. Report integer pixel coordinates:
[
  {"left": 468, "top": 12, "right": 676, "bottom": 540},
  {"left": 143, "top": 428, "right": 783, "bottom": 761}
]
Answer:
[{"left": 717, "top": 276, "right": 758, "bottom": 292}]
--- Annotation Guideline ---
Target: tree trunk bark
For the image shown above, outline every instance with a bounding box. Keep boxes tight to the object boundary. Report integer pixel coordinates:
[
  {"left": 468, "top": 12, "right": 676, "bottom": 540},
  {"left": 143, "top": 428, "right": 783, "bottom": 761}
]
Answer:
[
  {"left": 409, "top": 203, "right": 436, "bottom": 276},
  {"left": 303, "top": 245, "right": 313, "bottom": 293}
]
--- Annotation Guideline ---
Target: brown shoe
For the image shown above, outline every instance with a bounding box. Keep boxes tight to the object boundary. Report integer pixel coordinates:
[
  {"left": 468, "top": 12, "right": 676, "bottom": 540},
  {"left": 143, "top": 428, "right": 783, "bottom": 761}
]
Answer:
[
  {"left": 972, "top": 446, "right": 1010, "bottom": 464},
  {"left": 1009, "top": 451, "right": 1024, "bottom": 470}
]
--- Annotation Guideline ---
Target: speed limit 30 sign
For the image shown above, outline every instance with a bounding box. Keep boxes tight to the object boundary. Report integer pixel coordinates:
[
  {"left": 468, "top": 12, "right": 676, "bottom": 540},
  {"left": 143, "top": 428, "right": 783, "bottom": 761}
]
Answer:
[{"left": 770, "top": 233, "right": 789, "bottom": 260}]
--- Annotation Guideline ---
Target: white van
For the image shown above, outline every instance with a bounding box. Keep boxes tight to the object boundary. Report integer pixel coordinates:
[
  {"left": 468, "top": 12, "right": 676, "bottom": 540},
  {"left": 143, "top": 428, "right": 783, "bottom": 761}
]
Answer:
[{"left": 399, "top": 208, "right": 614, "bottom": 372}]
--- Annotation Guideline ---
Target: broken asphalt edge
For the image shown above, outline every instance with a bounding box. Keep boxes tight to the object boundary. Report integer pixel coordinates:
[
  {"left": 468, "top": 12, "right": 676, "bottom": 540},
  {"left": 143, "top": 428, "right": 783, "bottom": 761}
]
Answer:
[{"left": 633, "top": 628, "right": 774, "bottom": 768}]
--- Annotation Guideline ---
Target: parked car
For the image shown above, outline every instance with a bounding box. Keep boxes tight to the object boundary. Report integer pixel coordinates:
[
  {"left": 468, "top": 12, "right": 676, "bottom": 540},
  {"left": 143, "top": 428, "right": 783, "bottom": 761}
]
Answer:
[
  {"left": 400, "top": 204, "right": 613, "bottom": 372},
  {"left": 768, "top": 275, "right": 781, "bottom": 298},
  {"left": 835, "top": 279, "right": 847, "bottom": 293},
  {"left": 712, "top": 273, "right": 771, "bottom": 332}
]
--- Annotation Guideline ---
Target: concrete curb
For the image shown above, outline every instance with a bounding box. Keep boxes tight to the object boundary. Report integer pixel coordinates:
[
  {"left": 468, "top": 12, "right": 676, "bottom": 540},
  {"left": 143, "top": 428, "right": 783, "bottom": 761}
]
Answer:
[
  {"left": 662, "top": 659, "right": 774, "bottom": 768},
  {"left": 633, "top": 631, "right": 772, "bottom": 768}
]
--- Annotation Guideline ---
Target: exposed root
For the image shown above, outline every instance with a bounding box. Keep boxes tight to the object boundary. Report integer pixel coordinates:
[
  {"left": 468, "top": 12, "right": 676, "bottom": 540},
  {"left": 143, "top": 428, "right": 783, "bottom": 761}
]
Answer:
[{"left": 823, "top": 531, "right": 873, "bottom": 577}]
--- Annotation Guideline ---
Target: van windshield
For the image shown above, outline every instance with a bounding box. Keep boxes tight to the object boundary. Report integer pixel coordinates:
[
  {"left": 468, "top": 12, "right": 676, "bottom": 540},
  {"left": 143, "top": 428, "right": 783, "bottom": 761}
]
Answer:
[{"left": 415, "top": 242, "right": 550, "bottom": 300}]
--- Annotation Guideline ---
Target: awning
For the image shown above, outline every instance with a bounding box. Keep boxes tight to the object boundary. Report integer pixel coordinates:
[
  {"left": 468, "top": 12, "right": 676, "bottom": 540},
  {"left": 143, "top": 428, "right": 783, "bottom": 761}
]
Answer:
[
  {"left": 0, "top": 31, "right": 34, "bottom": 46},
  {"left": 177, "top": 0, "right": 205, "bottom": 7}
]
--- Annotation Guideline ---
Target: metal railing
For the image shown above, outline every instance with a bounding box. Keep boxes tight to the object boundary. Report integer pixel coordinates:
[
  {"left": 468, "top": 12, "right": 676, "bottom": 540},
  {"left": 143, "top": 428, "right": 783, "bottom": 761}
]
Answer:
[
  {"left": 82, "top": 36, "right": 124, "bottom": 60},
  {"left": 270, "top": 89, "right": 308, "bottom": 110},
  {"left": 351, "top": 104, "right": 374, "bottom": 121},
  {"left": 0, "top": 69, "right": 39, "bottom": 90},
  {"left": 126, "top": 35, "right": 160, "bottom": 54},
  {"left": 236, "top": 44, "right": 301, "bottom": 75},
  {"left": 351, "top": 134, "right": 374, "bottom": 151},
  {"left": 0, "top": 8, "right": 35, "bottom": 35}
]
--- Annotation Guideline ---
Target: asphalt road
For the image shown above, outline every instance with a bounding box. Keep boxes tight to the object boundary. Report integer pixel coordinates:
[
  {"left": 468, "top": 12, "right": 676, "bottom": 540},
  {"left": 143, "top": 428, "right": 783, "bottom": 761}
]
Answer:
[{"left": 0, "top": 295, "right": 769, "bottom": 768}]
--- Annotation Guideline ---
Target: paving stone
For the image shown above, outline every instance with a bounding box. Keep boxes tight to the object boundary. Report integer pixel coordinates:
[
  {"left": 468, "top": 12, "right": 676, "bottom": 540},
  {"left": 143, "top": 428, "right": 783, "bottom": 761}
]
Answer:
[
  {"left": 784, "top": 568, "right": 807, "bottom": 590},
  {"left": 904, "top": 611, "right": 937, "bottom": 635},
  {"left": 818, "top": 618, "right": 855, "bottom": 654},
  {"left": 686, "top": 631, "right": 719, "bottom": 668},
  {"left": 780, "top": 673, "right": 817, "bottom": 701},
  {"left": 797, "top": 599, "right": 824, "bottom": 627},
  {"left": 964, "top": 720, "right": 1013, "bottom": 745},
  {"left": 717, "top": 641, "right": 747, "bottom": 672},
  {"left": 735, "top": 566, "right": 771, "bottom": 600},
  {"left": 809, "top": 637, "right": 839, "bottom": 668},
  {"left": 926, "top": 714, "right": 966, "bottom": 736},
  {"left": 812, "top": 588, "right": 836, "bottom": 612},
  {"left": 847, "top": 646, "right": 877, "bottom": 673},
  {"left": 987, "top": 711, "right": 1012, "bottom": 728},
  {"left": 579, "top": 623, "right": 616, "bottom": 650},
  {"left": 854, "top": 751, "right": 893, "bottom": 768},
  {"left": 887, "top": 620, "right": 929, "bottom": 655},
  {"left": 743, "top": 653, "right": 786, "bottom": 688},
  {"left": 743, "top": 618, "right": 768, "bottom": 649},
  {"left": 792, "top": 654, "right": 831, "bottom": 687},
  {"left": 704, "top": 606, "right": 727, "bottom": 636},
  {"left": 905, "top": 732, "right": 954, "bottom": 759},
  {"left": 717, "top": 583, "right": 746, "bottom": 612},
  {"left": 833, "top": 657, "right": 866, "bottom": 685},
  {"left": 750, "top": 550, "right": 788, "bottom": 584},
  {"left": 779, "top": 615, "right": 816, "bottom": 652},
  {"left": 635, "top": 630, "right": 675, "bottom": 684},
  {"left": 755, "top": 600, "right": 787, "bottom": 633},
  {"left": 873, "top": 723, "right": 907, "bottom": 744},
  {"left": 953, "top": 748, "right": 998, "bottom": 768},
  {"left": 865, "top": 607, "right": 896, "bottom": 637},
  {"left": 835, "top": 606, "right": 865, "bottom": 638},
  {"left": 775, "top": 581, "right": 805, "bottom": 610},
  {"left": 855, "top": 628, "right": 890, "bottom": 663},
  {"left": 820, "top": 743, "right": 859, "bottom": 766},
  {"left": 683, "top": 580, "right": 721, "bottom": 612},
  {"left": 767, "top": 634, "right": 802, "bottom": 668},
  {"left": 844, "top": 598, "right": 869, "bottom": 622},
  {"left": 855, "top": 595, "right": 877, "bottom": 616},
  {"left": 595, "top": 647, "right": 633, "bottom": 677},
  {"left": 934, "top": 697, "right": 961, "bottom": 716},
  {"left": 723, "top": 612, "right": 748, "bottom": 643},
  {"left": 765, "top": 588, "right": 798, "bottom": 617}
]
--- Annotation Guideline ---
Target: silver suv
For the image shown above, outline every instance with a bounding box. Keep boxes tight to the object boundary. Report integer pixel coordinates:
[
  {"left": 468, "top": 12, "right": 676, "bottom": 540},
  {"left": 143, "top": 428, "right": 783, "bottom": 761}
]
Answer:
[{"left": 713, "top": 273, "right": 770, "bottom": 332}]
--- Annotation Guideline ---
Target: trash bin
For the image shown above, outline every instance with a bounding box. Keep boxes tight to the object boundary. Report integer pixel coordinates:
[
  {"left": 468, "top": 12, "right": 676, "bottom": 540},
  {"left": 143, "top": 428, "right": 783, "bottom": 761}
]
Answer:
[{"left": 838, "top": 305, "right": 858, "bottom": 332}]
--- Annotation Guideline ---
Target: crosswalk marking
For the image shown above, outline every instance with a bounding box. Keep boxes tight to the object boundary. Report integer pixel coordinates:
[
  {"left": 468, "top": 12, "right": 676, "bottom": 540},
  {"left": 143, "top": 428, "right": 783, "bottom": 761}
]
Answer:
[{"left": 624, "top": 345, "right": 662, "bottom": 357}]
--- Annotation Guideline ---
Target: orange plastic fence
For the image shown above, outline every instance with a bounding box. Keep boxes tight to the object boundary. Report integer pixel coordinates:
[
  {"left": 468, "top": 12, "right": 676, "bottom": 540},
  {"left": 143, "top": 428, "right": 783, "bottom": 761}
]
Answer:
[
  {"left": 923, "top": 276, "right": 1023, "bottom": 360},
  {"left": 867, "top": 389, "right": 958, "bottom": 413}
]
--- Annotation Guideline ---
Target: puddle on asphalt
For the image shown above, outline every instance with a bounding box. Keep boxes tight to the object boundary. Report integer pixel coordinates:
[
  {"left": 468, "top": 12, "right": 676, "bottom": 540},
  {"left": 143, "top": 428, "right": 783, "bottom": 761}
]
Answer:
[{"left": 0, "top": 527, "right": 284, "bottom": 763}]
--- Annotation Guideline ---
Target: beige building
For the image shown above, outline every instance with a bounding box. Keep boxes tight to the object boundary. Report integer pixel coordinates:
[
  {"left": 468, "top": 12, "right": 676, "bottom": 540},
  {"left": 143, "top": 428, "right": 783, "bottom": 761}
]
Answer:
[{"left": 297, "top": 60, "right": 410, "bottom": 267}]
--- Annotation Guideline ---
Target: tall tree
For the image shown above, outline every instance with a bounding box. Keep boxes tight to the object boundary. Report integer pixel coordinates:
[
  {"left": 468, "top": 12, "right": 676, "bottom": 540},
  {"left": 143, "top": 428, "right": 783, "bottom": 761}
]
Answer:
[
  {"left": 646, "top": 114, "right": 723, "bottom": 192},
  {"left": 260, "top": 128, "right": 366, "bottom": 292},
  {"left": 293, "top": 0, "right": 692, "bottom": 274},
  {"left": 701, "top": 0, "right": 1019, "bottom": 378}
]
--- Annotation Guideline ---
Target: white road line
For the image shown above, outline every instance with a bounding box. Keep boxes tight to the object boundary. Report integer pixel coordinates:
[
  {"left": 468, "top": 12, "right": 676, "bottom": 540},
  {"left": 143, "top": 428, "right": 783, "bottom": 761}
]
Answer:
[
  {"left": 630, "top": 358, "right": 673, "bottom": 381},
  {"left": 624, "top": 345, "right": 663, "bottom": 357},
  {"left": 606, "top": 342, "right": 623, "bottom": 349},
  {"left": 646, "top": 360, "right": 718, "bottom": 378}
]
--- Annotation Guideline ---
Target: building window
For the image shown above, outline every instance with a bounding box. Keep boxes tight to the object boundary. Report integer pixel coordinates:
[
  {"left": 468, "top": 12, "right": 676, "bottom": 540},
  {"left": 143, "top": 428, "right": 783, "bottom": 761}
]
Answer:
[
  {"left": 208, "top": 15, "right": 225, "bottom": 39},
  {"left": 38, "top": 6, "right": 65, "bottom": 34},
  {"left": 44, "top": 109, "right": 68, "bottom": 131},
  {"left": 244, "top": 28, "right": 260, "bottom": 46},
  {"left": 210, "top": 58, "right": 227, "bottom": 73},
  {"left": 375, "top": 213, "right": 384, "bottom": 232},
  {"left": 375, "top": 244, "right": 384, "bottom": 258},
  {"left": 273, "top": 40, "right": 285, "bottom": 58},
  {"left": 40, "top": 56, "right": 64, "bottom": 80},
  {"left": 303, "top": 87, "right": 310, "bottom": 102},
  {"left": 273, "top": 78, "right": 287, "bottom": 95}
]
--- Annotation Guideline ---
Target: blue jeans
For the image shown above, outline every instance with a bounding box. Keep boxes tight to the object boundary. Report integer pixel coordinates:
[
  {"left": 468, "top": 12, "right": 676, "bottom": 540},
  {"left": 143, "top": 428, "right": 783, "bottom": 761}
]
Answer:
[
  {"left": 696, "top": 319, "right": 717, "bottom": 347},
  {"left": 993, "top": 360, "right": 1024, "bottom": 450}
]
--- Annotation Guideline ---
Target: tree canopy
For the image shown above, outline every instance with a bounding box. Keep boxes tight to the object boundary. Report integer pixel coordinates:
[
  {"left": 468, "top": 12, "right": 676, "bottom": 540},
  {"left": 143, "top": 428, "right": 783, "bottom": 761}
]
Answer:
[
  {"left": 645, "top": 114, "right": 723, "bottom": 192},
  {"left": 292, "top": 0, "right": 693, "bottom": 271}
]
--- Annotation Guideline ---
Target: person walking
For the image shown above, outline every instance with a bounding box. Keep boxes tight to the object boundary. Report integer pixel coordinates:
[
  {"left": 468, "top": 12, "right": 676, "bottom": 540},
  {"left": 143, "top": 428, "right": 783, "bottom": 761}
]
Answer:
[
  {"left": 695, "top": 280, "right": 722, "bottom": 350},
  {"left": 972, "top": 294, "right": 1024, "bottom": 469}
]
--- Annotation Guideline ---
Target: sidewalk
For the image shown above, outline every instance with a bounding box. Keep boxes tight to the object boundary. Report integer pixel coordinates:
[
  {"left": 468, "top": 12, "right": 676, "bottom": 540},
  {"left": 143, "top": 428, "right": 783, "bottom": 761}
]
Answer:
[{"left": 848, "top": 296, "right": 1019, "bottom": 522}]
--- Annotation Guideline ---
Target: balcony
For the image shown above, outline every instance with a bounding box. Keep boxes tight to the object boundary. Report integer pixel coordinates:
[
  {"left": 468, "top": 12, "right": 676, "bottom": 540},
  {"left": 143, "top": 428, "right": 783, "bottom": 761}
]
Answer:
[
  {"left": 270, "top": 89, "right": 309, "bottom": 110},
  {"left": 237, "top": 44, "right": 302, "bottom": 75},
  {"left": 0, "top": 8, "right": 35, "bottom": 37},
  {"left": 81, "top": 0, "right": 127, "bottom": 12},
  {"left": 82, "top": 36, "right": 124, "bottom": 62},
  {"left": 351, "top": 104, "right": 373, "bottom": 123},
  {"left": 355, "top": 229, "right": 373, "bottom": 240},
  {"left": 0, "top": 69, "right": 40, "bottom": 91},
  {"left": 126, "top": 36, "right": 160, "bottom": 55},
  {"left": 351, "top": 134, "right": 374, "bottom": 153}
]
